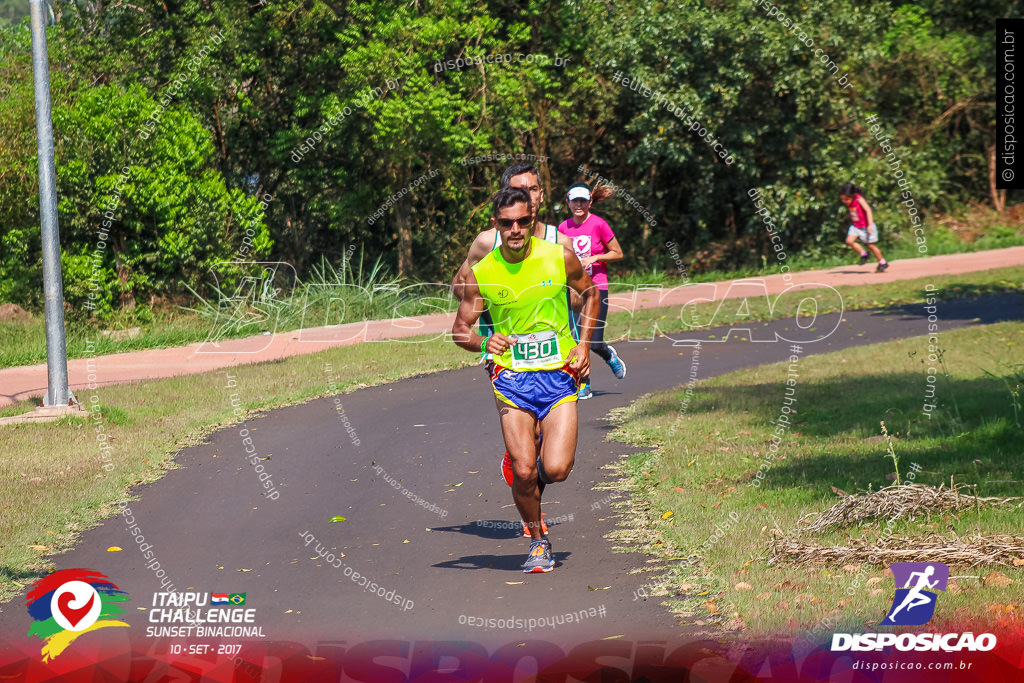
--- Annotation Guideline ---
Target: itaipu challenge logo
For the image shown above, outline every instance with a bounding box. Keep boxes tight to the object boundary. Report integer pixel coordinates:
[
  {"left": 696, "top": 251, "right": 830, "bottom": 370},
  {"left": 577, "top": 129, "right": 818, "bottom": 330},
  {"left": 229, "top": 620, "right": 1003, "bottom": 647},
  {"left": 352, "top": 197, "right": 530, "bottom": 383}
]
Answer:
[{"left": 26, "top": 568, "right": 129, "bottom": 661}]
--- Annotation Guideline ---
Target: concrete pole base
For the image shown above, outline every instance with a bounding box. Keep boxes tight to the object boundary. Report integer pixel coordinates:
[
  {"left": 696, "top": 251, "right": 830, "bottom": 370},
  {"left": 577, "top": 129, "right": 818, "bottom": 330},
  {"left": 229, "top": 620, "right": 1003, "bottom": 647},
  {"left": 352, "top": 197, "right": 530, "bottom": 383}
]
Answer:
[{"left": 0, "top": 403, "right": 89, "bottom": 426}]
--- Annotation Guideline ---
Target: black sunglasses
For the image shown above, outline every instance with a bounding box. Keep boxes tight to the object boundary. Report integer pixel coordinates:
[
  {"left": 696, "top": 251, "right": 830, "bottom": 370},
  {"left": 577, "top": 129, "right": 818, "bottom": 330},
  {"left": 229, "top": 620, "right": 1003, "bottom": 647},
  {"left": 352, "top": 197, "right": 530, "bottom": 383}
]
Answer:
[{"left": 495, "top": 215, "right": 533, "bottom": 229}]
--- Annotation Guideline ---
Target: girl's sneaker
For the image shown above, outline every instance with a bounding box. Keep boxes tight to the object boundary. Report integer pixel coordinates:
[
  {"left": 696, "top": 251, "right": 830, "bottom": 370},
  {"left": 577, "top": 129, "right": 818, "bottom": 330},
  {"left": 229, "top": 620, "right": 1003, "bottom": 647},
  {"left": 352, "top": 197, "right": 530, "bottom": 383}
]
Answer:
[{"left": 606, "top": 346, "right": 627, "bottom": 379}]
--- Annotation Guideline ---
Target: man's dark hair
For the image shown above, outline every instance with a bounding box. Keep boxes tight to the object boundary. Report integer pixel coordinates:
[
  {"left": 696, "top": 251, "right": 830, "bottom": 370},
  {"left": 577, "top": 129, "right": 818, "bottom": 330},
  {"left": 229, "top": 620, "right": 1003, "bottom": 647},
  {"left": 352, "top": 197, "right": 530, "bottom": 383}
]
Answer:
[
  {"left": 500, "top": 163, "right": 541, "bottom": 189},
  {"left": 492, "top": 186, "right": 532, "bottom": 216}
]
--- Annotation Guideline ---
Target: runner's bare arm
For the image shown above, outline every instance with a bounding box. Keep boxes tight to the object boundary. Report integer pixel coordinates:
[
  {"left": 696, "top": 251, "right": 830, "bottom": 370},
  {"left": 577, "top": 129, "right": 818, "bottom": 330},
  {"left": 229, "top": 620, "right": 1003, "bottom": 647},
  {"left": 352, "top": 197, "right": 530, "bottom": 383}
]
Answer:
[
  {"left": 563, "top": 247, "right": 599, "bottom": 375},
  {"left": 451, "top": 229, "right": 497, "bottom": 301},
  {"left": 597, "top": 236, "right": 624, "bottom": 263},
  {"left": 452, "top": 271, "right": 514, "bottom": 354}
]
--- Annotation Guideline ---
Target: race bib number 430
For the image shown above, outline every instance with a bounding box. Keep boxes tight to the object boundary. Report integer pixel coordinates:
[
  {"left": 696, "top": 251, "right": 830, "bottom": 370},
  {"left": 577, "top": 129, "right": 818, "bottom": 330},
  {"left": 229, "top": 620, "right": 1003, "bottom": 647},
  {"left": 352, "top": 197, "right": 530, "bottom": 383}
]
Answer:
[{"left": 510, "top": 331, "right": 561, "bottom": 369}]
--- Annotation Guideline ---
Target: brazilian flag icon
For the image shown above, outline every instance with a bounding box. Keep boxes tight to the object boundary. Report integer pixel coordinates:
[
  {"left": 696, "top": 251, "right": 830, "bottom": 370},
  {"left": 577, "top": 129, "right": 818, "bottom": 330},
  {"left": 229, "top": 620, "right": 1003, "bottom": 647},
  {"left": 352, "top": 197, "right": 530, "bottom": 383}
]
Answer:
[{"left": 229, "top": 593, "right": 246, "bottom": 605}]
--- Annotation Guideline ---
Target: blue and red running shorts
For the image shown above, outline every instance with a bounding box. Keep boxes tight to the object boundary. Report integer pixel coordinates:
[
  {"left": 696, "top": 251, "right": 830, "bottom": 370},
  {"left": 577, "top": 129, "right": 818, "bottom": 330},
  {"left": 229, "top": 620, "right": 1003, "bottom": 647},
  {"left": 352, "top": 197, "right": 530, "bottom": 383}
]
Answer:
[{"left": 490, "top": 364, "right": 580, "bottom": 420}]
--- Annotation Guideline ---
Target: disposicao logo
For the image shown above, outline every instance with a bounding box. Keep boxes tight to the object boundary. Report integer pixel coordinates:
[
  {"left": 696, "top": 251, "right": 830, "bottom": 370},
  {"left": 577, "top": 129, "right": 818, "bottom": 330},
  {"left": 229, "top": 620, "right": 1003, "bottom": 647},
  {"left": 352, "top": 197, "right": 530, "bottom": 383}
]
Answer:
[
  {"left": 885, "top": 561, "right": 948, "bottom": 626},
  {"left": 26, "top": 568, "right": 129, "bottom": 661},
  {"left": 831, "top": 561, "right": 996, "bottom": 653}
]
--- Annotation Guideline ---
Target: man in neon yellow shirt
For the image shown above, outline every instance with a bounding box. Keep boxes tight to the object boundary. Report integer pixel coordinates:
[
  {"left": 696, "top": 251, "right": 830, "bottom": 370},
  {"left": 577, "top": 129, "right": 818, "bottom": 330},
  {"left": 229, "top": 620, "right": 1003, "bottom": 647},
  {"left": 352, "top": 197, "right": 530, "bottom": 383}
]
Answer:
[
  {"left": 452, "top": 163, "right": 582, "bottom": 538},
  {"left": 452, "top": 187, "right": 599, "bottom": 573}
]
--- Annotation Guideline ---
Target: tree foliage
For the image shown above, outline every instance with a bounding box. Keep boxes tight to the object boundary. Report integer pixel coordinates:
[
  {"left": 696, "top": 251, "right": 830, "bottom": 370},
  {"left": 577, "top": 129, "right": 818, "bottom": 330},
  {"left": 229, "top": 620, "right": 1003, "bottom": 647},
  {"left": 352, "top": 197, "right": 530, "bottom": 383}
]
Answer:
[{"left": 0, "top": 0, "right": 1012, "bottom": 313}]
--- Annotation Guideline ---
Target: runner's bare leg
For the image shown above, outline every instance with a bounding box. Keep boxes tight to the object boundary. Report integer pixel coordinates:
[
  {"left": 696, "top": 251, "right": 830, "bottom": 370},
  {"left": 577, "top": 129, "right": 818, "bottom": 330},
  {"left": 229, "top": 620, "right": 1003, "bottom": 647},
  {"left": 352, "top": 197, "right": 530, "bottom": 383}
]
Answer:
[{"left": 498, "top": 400, "right": 544, "bottom": 540}]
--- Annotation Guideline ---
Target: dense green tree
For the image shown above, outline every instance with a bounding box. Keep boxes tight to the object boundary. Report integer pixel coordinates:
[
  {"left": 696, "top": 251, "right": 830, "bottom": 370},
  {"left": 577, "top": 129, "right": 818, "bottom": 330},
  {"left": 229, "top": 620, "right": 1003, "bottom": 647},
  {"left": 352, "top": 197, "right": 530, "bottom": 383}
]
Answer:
[
  {"left": 54, "top": 84, "right": 268, "bottom": 313},
  {"left": 0, "top": 1, "right": 1015, "bottom": 311}
]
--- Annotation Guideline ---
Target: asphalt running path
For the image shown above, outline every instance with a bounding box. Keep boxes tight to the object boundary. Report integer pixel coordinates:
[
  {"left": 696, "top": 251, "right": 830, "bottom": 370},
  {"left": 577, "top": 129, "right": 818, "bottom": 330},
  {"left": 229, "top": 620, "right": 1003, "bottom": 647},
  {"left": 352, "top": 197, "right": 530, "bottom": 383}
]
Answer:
[
  {"left": 2, "top": 246, "right": 1023, "bottom": 407},
  {"left": 2, "top": 293, "right": 1022, "bottom": 657}
]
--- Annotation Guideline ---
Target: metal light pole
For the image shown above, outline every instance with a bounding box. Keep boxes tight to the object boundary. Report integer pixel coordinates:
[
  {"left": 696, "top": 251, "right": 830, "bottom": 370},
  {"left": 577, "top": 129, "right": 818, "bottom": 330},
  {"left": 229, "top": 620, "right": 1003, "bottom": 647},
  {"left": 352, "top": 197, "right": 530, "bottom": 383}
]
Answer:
[{"left": 30, "top": 0, "right": 72, "bottom": 407}]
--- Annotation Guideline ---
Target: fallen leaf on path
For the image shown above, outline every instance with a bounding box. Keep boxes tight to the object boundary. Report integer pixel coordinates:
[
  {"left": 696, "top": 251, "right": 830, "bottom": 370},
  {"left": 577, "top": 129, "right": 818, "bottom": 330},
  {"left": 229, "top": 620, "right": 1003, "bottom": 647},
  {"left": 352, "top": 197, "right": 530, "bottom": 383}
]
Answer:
[
  {"left": 330, "top": 515, "right": 347, "bottom": 523},
  {"left": 602, "top": 635, "right": 625, "bottom": 640},
  {"left": 505, "top": 581, "right": 524, "bottom": 585},
  {"left": 661, "top": 511, "right": 674, "bottom": 519},
  {"left": 588, "top": 586, "right": 610, "bottom": 591},
  {"left": 107, "top": 546, "right": 122, "bottom": 552},
  {"left": 238, "top": 568, "right": 252, "bottom": 572}
]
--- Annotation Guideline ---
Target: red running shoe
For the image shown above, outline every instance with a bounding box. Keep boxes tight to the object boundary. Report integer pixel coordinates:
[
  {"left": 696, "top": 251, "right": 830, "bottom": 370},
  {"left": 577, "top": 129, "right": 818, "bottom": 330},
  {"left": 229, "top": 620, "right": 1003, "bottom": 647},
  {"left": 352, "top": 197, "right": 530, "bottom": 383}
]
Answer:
[
  {"left": 501, "top": 450, "right": 514, "bottom": 487},
  {"left": 522, "top": 514, "right": 549, "bottom": 537}
]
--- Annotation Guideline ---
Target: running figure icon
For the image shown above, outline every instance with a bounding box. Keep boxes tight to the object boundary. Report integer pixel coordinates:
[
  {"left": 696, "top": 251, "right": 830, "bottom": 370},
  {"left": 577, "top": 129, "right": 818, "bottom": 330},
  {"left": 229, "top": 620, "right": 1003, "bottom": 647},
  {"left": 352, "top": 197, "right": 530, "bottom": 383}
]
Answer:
[
  {"left": 883, "top": 562, "right": 949, "bottom": 626},
  {"left": 886, "top": 566, "right": 938, "bottom": 623}
]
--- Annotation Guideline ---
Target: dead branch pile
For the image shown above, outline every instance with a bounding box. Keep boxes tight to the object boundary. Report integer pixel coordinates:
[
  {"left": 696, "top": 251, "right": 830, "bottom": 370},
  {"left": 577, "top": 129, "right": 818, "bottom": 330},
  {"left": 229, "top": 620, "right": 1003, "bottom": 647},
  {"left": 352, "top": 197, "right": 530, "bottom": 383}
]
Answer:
[
  {"left": 769, "top": 531, "right": 1024, "bottom": 568},
  {"left": 793, "top": 483, "right": 1018, "bottom": 534}
]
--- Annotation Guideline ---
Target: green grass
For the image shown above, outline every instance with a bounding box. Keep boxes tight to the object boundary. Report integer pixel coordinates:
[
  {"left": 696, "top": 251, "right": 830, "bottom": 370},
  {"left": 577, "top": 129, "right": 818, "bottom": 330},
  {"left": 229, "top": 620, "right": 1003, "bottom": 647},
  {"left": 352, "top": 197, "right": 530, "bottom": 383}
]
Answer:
[
  {"left": 0, "top": 255, "right": 458, "bottom": 369},
  {"left": 605, "top": 321, "right": 1024, "bottom": 636},
  {"left": 0, "top": 334, "right": 469, "bottom": 604}
]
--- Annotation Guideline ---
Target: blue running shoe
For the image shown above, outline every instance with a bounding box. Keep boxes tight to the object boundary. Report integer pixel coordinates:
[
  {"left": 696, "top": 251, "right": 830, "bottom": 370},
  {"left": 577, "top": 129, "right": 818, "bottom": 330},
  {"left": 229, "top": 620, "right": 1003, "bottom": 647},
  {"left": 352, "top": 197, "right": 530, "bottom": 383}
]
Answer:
[
  {"left": 522, "top": 537, "right": 554, "bottom": 573},
  {"left": 577, "top": 382, "right": 593, "bottom": 400},
  {"left": 606, "top": 345, "right": 626, "bottom": 379}
]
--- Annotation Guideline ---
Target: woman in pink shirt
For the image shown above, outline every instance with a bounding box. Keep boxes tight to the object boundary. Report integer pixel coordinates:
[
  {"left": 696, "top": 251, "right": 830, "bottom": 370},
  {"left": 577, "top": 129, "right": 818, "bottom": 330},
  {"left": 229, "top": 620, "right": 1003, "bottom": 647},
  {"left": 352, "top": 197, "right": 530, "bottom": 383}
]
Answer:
[{"left": 559, "top": 182, "right": 626, "bottom": 399}]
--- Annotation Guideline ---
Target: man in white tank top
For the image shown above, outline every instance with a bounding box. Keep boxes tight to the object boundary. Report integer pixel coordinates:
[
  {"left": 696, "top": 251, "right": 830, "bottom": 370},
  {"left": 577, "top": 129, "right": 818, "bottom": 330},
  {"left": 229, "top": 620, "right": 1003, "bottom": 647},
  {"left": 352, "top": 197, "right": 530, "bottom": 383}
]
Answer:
[{"left": 452, "top": 163, "right": 574, "bottom": 302}]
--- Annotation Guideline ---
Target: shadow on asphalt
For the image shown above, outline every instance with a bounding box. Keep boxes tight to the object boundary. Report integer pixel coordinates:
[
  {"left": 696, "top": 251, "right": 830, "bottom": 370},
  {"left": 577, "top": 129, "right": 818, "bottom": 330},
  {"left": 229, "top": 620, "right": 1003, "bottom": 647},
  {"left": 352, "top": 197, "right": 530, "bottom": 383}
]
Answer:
[
  {"left": 828, "top": 268, "right": 881, "bottom": 275},
  {"left": 882, "top": 293, "right": 1024, "bottom": 324},
  {"left": 433, "top": 552, "right": 570, "bottom": 572},
  {"left": 430, "top": 517, "right": 575, "bottom": 542},
  {"left": 430, "top": 521, "right": 524, "bottom": 540}
]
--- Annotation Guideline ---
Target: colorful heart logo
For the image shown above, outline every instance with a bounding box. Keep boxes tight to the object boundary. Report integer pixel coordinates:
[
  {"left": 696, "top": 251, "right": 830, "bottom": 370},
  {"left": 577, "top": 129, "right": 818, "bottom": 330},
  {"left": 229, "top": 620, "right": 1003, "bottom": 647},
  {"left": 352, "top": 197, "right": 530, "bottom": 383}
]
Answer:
[
  {"left": 49, "top": 581, "right": 101, "bottom": 632},
  {"left": 56, "top": 590, "right": 95, "bottom": 628}
]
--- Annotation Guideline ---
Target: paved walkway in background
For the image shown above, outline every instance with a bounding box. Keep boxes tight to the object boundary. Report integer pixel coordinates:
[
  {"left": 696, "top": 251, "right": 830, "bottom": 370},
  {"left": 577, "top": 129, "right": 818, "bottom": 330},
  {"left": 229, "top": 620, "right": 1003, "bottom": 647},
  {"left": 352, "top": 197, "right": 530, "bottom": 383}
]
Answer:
[{"left": 2, "top": 246, "right": 1023, "bottom": 407}]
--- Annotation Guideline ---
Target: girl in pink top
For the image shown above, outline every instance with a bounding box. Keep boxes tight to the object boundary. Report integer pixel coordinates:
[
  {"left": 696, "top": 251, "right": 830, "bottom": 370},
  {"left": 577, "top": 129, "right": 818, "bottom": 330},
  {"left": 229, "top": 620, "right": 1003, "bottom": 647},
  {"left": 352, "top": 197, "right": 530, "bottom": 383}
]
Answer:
[
  {"left": 558, "top": 182, "right": 626, "bottom": 399},
  {"left": 840, "top": 182, "right": 888, "bottom": 272}
]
